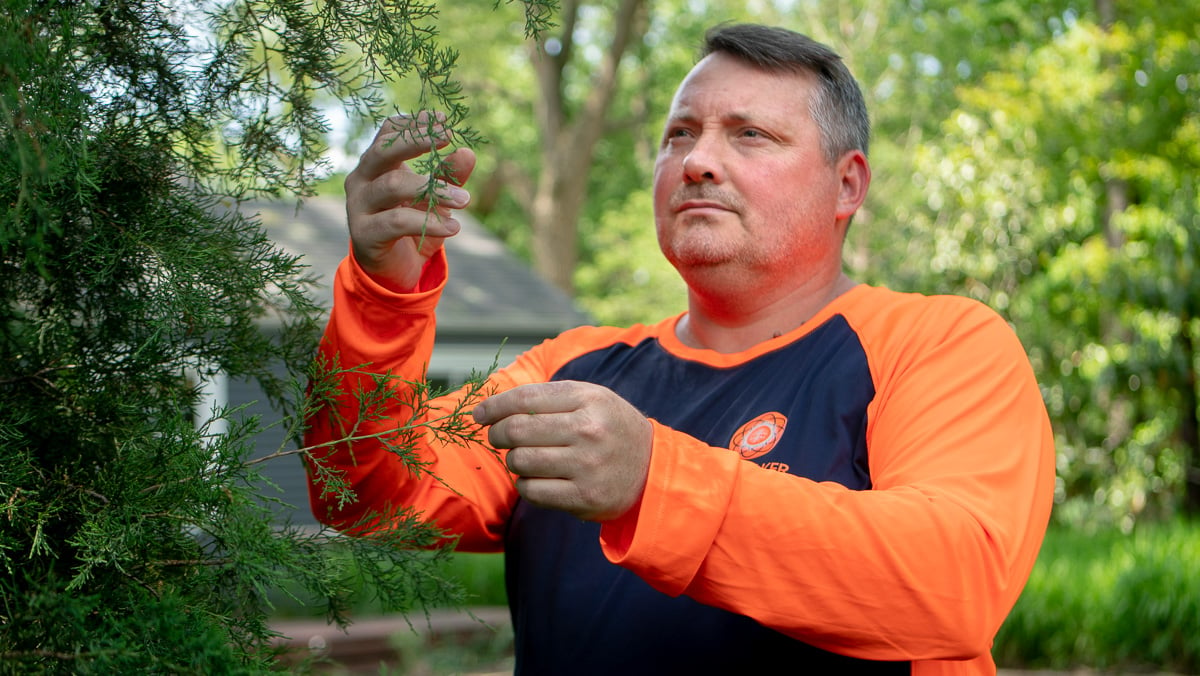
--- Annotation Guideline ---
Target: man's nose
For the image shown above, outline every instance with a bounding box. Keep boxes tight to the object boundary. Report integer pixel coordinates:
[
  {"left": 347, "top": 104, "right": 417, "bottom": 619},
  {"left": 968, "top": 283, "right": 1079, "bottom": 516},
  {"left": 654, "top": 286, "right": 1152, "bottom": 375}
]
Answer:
[{"left": 682, "top": 136, "right": 722, "bottom": 184}]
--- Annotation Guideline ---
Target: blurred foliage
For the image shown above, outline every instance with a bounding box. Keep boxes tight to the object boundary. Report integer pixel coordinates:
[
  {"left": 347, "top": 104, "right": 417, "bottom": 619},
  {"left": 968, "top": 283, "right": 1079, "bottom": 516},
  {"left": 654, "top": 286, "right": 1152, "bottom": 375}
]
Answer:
[
  {"left": 271, "top": 552, "right": 508, "bottom": 619},
  {"left": 861, "top": 4, "right": 1200, "bottom": 527},
  {"left": 995, "top": 520, "right": 1200, "bottom": 672},
  {"left": 575, "top": 188, "right": 688, "bottom": 326}
]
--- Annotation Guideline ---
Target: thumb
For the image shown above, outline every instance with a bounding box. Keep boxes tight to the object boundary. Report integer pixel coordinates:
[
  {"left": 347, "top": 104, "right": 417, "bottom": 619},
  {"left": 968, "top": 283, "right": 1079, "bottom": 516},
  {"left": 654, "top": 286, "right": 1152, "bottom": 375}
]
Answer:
[{"left": 442, "top": 146, "right": 477, "bottom": 188}]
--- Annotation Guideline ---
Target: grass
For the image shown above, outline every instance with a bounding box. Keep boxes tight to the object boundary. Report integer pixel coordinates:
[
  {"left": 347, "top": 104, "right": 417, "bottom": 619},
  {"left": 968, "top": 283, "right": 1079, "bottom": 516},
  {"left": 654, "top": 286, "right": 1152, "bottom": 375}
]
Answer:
[
  {"left": 994, "top": 518, "right": 1200, "bottom": 673},
  {"left": 444, "top": 553, "right": 507, "bottom": 607},
  {"left": 266, "top": 551, "right": 506, "bottom": 620}
]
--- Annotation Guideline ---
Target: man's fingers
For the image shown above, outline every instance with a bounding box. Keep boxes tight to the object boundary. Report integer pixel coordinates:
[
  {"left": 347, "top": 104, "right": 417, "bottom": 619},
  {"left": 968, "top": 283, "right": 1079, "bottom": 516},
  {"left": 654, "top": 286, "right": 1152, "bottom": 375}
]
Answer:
[
  {"left": 509, "top": 457, "right": 596, "bottom": 519},
  {"left": 355, "top": 166, "right": 425, "bottom": 213},
  {"left": 357, "top": 169, "right": 469, "bottom": 215},
  {"left": 357, "top": 112, "right": 452, "bottom": 180},
  {"left": 378, "top": 112, "right": 450, "bottom": 154},
  {"left": 342, "top": 112, "right": 475, "bottom": 289},
  {"left": 442, "top": 146, "right": 477, "bottom": 188},
  {"left": 486, "top": 410, "right": 573, "bottom": 450},
  {"left": 512, "top": 473, "right": 628, "bottom": 522},
  {"left": 505, "top": 446, "right": 572, "bottom": 479},
  {"left": 473, "top": 381, "right": 584, "bottom": 425},
  {"left": 513, "top": 477, "right": 586, "bottom": 515},
  {"left": 400, "top": 146, "right": 476, "bottom": 211},
  {"left": 356, "top": 207, "right": 461, "bottom": 243},
  {"left": 477, "top": 381, "right": 652, "bottom": 522}
]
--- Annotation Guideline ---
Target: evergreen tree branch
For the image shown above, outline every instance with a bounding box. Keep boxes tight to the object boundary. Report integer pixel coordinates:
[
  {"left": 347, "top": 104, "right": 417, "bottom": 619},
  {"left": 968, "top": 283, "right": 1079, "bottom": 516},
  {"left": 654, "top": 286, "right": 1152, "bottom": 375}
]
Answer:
[{"left": 1, "top": 0, "right": 557, "bottom": 670}]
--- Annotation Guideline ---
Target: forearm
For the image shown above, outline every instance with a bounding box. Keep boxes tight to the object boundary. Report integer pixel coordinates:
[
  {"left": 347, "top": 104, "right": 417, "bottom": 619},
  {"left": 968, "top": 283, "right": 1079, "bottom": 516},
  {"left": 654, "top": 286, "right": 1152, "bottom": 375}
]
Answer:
[
  {"left": 303, "top": 252, "right": 515, "bottom": 548},
  {"left": 305, "top": 392, "right": 515, "bottom": 550}
]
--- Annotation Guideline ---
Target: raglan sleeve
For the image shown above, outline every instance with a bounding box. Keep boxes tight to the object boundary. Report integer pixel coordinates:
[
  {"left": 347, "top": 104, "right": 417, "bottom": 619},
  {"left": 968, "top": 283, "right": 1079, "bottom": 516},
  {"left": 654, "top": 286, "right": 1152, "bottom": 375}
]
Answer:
[
  {"left": 303, "top": 249, "right": 523, "bottom": 552},
  {"left": 598, "top": 297, "right": 1056, "bottom": 663}
]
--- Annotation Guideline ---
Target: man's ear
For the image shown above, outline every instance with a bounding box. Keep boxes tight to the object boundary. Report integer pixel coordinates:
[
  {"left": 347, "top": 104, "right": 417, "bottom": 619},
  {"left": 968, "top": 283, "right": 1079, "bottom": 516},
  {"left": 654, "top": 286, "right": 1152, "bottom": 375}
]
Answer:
[{"left": 835, "top": 150, "right": 871, "bottom": 220}]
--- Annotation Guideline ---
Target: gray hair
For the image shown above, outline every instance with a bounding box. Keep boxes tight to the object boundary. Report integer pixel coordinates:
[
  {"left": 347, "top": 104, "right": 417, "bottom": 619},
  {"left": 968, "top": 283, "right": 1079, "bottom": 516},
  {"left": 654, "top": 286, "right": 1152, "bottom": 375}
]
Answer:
[{"left": 701, "top": 24, "right": 870, "bottom": 163}]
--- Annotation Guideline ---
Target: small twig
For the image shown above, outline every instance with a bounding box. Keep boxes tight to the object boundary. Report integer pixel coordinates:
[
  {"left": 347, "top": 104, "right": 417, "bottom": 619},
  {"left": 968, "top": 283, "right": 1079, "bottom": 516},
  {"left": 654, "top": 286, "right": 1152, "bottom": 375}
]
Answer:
[
  {"left": 63, "top": 477, "right": 110, "bottom": 506},
  {"left": 0, "top": 649, "right": 120, "bottom": 661},
  {"left": 3, "top": 488, "right": 22, "bottom": 522},
  {"left": 0, "top": 363, "right": 77, "bottom": 386},
  {"left": 155, "top": 558, "right": 233, "bottom": 567}
]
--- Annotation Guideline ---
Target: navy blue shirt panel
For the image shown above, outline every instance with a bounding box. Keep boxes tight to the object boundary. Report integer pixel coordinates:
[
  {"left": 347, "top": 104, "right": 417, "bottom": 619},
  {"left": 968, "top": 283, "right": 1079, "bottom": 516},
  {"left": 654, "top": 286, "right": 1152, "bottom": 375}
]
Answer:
[{"left": 503, "top": 316, "right": 910, "bottom": 675}]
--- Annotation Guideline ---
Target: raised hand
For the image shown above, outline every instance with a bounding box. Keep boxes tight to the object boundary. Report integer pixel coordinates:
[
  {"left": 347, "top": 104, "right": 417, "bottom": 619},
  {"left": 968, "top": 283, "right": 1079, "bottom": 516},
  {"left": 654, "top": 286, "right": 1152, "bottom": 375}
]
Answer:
[{"left": 344, "top": 112, "right": 476, "bottom": 291}]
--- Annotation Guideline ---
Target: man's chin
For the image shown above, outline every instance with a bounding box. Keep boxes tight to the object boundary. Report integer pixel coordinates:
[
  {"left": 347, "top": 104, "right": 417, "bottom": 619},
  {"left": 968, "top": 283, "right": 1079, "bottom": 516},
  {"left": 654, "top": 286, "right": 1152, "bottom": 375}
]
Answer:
[
  {"left": 662, "top": 238, "right": 737, "bottom": 269},
  {"left": 664, "top": 253, "right": 743, "bottom": 285}
]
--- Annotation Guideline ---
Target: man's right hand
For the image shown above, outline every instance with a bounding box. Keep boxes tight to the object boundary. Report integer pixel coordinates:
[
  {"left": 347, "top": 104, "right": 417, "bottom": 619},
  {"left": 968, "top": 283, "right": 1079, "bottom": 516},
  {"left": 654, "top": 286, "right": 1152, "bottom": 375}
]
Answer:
[{"left": 345, "top": 112, "right": 476, "bottom": 292}]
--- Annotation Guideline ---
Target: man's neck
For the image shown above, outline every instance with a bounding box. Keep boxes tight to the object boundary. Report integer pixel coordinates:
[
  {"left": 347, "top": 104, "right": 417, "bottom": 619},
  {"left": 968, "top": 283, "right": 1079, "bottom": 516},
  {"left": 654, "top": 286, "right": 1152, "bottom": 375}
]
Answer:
[{"left": 677, "top": 273, "right": 859, "bottom": 353}]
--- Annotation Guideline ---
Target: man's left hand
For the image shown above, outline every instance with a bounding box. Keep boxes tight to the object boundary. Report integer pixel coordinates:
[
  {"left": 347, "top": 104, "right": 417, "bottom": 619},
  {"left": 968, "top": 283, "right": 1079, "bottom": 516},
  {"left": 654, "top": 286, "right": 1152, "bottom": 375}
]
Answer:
[{"left": 472, "top": 381, "right": 653, "bottom": 522}]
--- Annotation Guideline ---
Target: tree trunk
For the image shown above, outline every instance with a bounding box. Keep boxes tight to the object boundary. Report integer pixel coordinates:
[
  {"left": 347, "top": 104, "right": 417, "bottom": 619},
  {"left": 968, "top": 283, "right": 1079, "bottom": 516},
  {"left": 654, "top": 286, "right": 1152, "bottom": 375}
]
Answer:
[
  {"left": 1181, "top": 307, "right": 1200, "bottom": 516},
  {"left": 1093, "top": 0, "right": 1138, "bottom": 485},
  {"left": 527, "top": 0, "right": 648, "bottom": 295}
]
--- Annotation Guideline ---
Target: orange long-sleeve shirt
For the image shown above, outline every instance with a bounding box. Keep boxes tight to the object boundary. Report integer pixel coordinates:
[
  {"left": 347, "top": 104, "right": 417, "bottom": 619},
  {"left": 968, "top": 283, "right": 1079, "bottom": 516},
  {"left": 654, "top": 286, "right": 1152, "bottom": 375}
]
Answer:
[{"left": 306, "top": 250, "right": 1055, "bottom": 675}]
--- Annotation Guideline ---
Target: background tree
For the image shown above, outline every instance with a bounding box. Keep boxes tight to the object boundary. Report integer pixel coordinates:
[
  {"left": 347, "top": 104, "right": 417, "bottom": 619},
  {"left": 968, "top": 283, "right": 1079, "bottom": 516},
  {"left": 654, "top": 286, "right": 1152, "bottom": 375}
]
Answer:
[
  {"left": 0, "top": 0, "right": 550, "bottom": 671},
  {"left": 426, "top": 0, "right": 653, "bottom": 296},
  {"left": 862, "top": 0, "right": 1200, "bottom": 527}
]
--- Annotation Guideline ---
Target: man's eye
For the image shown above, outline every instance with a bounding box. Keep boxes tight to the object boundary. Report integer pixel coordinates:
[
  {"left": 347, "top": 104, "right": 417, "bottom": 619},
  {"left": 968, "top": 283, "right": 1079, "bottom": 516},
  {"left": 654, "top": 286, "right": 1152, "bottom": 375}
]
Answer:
[
  {"left": 741, "top": 129, "right": 763, "bottom": 138},
  {"left": 662, "top": 128, "right": 693, "bottom": 147}
]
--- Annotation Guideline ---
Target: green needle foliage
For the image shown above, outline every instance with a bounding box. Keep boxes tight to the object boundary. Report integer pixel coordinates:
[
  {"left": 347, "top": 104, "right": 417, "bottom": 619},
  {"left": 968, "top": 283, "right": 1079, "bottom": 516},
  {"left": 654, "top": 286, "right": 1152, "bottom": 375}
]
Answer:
[{"left": 0, "top": 0, "right": 553, "bottom": 672}]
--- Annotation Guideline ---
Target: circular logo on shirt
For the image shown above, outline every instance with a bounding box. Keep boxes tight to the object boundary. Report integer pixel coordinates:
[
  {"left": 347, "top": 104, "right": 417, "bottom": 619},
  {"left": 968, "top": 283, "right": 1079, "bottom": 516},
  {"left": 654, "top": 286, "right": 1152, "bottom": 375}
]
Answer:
[{"left": 729, "top": 412, "right": 788, "bottom": 460}]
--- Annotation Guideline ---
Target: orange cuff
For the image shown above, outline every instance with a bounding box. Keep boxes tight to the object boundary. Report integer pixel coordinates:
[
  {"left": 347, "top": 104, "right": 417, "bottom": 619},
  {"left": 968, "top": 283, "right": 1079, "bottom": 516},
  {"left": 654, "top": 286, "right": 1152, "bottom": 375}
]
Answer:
[{"left": 600, "top": 419, "right": 742, "bottom": 596}]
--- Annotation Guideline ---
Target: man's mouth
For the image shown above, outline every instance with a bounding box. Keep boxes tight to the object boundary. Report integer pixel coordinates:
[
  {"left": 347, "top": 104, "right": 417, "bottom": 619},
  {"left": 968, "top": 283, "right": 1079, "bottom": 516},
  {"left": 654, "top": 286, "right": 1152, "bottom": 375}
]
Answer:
[
  {"left": 677, "top": 200, "right": 730, "bottom": 213},
  {"left": 672, "top": 189, "right": 739, "bottom": 214}
]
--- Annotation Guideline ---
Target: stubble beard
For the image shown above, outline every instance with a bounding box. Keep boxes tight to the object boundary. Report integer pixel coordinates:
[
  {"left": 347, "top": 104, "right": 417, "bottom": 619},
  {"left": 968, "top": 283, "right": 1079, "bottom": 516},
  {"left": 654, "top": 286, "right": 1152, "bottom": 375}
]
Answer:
[
  {"left": 659, "top": 183, "right": 754, "bottom": 266},
  {"left": 660, "top": 215, "right": 816, "bottom": 302},
  {"left": 660, "top": 221, "right": 776, "bottom": 305},
  {"left": 661, "top": 219, "right": 739, "bottom": 269},
  {"left": 660, "top": 202, "right": 774, "bottom": 271}
]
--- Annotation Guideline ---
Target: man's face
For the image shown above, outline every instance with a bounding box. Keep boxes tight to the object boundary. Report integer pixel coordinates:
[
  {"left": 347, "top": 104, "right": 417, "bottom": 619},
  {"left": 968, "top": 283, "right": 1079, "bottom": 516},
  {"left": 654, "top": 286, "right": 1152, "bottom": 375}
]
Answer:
[{"left": 653, "top": 53, "right": 857, "bottom": 294}]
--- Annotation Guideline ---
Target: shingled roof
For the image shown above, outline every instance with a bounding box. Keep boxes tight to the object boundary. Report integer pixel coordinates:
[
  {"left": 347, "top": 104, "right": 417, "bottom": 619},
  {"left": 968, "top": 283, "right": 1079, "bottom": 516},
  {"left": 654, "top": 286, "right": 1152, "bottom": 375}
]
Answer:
[{"left": 250, "top": 195, "right": 591, "bottom": 340}]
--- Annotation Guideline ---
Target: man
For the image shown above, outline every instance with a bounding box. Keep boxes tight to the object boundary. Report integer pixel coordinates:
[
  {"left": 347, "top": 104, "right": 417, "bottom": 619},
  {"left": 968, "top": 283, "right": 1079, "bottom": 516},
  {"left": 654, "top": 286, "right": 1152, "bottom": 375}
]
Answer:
[{"left": 306, "top": 24, "right": 1055, "bottom": 676}]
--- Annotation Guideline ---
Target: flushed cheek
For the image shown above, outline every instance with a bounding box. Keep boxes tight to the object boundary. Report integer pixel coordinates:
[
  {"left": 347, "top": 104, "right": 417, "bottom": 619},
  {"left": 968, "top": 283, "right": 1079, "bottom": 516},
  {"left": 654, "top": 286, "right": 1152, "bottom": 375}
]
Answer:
[
  {"left": 652, "top": 161, "right": 677, "bottom": 201},
  {"left": 651, "top": 172, "right": 679, "bottom": 231},
  {"left": 652, "top": 207, "right": 676, "bottom": 251}
]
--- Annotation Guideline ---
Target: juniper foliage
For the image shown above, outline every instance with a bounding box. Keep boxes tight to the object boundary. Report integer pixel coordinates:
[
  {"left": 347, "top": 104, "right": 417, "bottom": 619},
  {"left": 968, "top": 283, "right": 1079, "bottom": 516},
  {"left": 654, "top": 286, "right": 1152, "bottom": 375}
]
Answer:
[{"left": 0, "top": 0, "right": 553, "bottom": 672}]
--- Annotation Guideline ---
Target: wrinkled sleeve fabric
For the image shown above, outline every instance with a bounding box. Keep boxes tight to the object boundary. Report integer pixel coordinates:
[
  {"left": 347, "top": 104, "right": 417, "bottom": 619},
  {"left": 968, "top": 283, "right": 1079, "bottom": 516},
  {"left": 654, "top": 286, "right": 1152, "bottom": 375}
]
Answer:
[
  {"left": 599, "top": 293, "right": 1055, "bottom": 674},
  {"left": 304, "top": 250, "right": 526, "bottom": 551}
]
